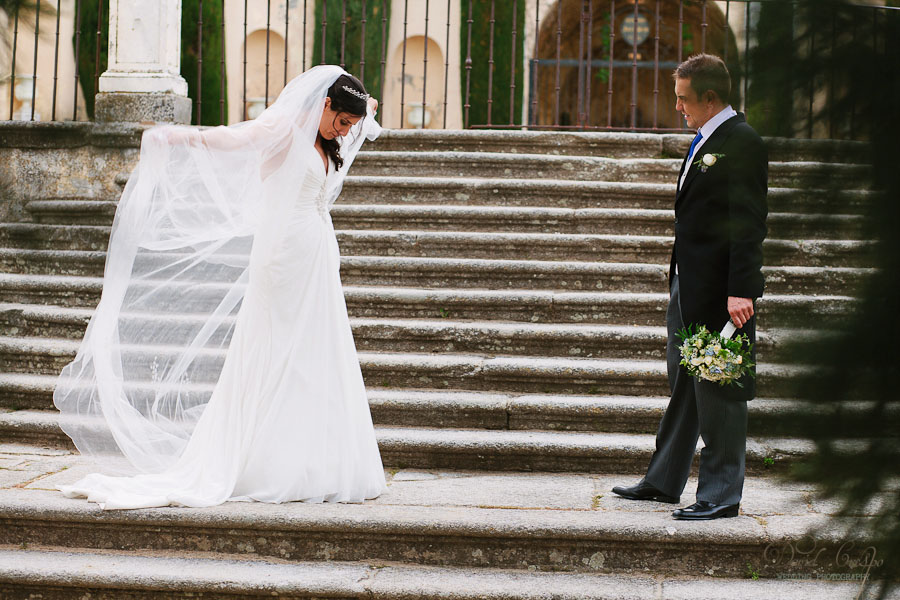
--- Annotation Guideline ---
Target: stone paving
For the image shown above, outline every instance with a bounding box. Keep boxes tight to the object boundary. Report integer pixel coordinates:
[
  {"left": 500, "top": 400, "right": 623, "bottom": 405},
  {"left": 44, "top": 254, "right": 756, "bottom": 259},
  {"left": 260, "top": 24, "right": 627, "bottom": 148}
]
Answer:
[
  {"left": 0, "top": 443, "right": 832, "bottom": 517},
  {"left": 3, "top": 442, "right": 896, "bottom": 599}
]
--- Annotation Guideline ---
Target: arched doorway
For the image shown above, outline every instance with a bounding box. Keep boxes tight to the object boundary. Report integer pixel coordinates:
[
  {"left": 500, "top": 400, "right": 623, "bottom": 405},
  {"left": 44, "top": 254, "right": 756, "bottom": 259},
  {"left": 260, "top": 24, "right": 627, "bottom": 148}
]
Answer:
[
  {"left": 534, "top": 0, "right": 739, "bottom": 129},
  {"left": 243, "top": 29, "right": 287, "bottom": 119},
  {"left": 387, "top": 35, "right": 445, "bottom": 129}
]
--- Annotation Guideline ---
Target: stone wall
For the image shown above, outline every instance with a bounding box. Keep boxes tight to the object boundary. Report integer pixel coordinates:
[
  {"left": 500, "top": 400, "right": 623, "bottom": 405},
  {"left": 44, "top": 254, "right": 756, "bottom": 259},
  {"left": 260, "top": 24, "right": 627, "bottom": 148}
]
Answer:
[{"left": 0, "top": 122, "right": 143, "bottom": 224}]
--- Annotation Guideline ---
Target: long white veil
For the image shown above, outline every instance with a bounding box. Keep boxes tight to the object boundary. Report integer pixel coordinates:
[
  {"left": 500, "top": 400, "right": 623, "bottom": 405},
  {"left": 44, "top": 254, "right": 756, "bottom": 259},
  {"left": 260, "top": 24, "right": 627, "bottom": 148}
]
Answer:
[{"left": 54, "top": 65, "right": 381, "bottom": 474}]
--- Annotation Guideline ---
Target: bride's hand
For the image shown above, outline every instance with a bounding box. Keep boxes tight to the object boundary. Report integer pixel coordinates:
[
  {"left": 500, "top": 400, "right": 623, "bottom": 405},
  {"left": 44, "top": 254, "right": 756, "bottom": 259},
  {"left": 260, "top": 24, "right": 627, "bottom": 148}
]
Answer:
[
  {"left": 164, "top": 127, "right": 202, "bottom": 146},
  {"left": 367, "top": 97, "right": 379, "bottom": 114}
]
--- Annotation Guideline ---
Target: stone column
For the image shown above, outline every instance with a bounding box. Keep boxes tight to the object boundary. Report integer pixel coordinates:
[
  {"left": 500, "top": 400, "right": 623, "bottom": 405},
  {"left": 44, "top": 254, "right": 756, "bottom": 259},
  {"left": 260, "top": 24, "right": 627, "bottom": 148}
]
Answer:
[{"left": 95, "top": 0, "right": 192, "bottom": 123}]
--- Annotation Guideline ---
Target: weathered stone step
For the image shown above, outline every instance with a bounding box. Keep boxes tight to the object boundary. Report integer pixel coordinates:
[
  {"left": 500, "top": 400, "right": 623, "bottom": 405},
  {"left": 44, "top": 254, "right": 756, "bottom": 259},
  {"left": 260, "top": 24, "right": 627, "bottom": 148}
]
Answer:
[
  {"left": 11, "top": 250, "right": 859, "bottom": 298},
  {"left": 352, "top": 319, "right": 808, "bottom": 362},
  {"left": 4, "top": 548, "right": 880, "bottom": 600},
  {"left": 382, "top": 351, "right": 802, "bottom": 397},
  {"left": 0, "top": 260, "right": 872, "bottom": 302},
  {"left": 340, "top": 258, "right": 868, "bottom": 296},
  {"left": 0, "top": 224, "right": 111, "bottom": 251},
  {"left": 0, "top": 234, "right": 872, "bottom": 278},
  {"left": 327, "top": 207, "right": 862, "bottom": 240},
  {"left": 0, "top": 472, "right": 866, "bottom": 579},
  {"left": 0, "top": 409, "right": 812, "bottom": 474},
  {"left": 5, "top": 376, "right": 893, "bottom": 441},
  {"left": 0, "top": 337, "right": 808, "bottom": 396},
  {"left": 23, "top": 180, "right": 877, "bottom": 217},
  {"left": 0, "top": 120, "right": 869, "bottom": 161},
  {"left": 341, "top": 178, "right": 877, "bottom": 214},
  {"left": 0, "top": 305, "right": 813, "bottom": 374},
  {"left": 352, "top": 151, "right": 871, "bottom": 188},
  {"left": 24, "top": 199, "right": 118, "bottom": 225},
  {"left": 338, "top": 231, "right": 868, "bottom": 267},
  {"left": 0, "top": 273, "right": 103, "bottom": 307},
  {"left": 370, "top": 128, "right": 871, "bottom": 164},
  {"left": 0, "top": 285, "right": 855, "bottom": 345},
  {"left": 6, "top": 209, "right": 869, "bottom": 252}
]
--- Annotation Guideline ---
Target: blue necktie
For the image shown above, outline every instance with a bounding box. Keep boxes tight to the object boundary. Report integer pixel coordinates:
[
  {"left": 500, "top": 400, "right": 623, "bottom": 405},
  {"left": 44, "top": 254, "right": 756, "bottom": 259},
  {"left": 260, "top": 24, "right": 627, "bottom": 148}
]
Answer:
[{"left": 687, "top": 130, "right": 703, "bottom": 162}]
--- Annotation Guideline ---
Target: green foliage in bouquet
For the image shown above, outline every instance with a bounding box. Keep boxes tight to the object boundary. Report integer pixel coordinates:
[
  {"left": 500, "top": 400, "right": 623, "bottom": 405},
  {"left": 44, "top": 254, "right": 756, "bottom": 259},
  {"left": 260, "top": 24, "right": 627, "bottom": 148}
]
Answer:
[{"left": 677, "top": 324, "right": 754, "bottom": 387}]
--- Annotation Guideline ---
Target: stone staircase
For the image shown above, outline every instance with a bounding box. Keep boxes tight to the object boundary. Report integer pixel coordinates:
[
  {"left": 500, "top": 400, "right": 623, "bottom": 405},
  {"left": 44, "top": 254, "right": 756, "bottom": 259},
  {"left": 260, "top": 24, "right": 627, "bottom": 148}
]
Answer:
[{"left": 0, "top": 125, "right": 891, "bottom": 598}]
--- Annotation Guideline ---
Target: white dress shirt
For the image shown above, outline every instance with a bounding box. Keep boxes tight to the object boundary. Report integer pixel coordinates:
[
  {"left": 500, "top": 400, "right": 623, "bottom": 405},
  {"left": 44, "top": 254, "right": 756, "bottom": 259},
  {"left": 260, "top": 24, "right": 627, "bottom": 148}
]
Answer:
[{"left": 678, "top": 105, "right": 738, "bottom": 192}]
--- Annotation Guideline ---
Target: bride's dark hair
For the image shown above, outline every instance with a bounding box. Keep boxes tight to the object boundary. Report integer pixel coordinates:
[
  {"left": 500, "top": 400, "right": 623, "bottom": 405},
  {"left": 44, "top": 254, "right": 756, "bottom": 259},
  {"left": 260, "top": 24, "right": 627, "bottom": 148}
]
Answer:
[{"left": 321, "top": 74, "right": 368, "bottom": 171}]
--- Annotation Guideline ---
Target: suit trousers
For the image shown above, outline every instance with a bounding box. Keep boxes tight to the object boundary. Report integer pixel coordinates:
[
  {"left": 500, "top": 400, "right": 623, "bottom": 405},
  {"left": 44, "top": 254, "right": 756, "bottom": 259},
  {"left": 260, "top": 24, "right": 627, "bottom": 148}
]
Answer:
[{"left": 643, "top": 275, "right": 749, "bottom": 505}]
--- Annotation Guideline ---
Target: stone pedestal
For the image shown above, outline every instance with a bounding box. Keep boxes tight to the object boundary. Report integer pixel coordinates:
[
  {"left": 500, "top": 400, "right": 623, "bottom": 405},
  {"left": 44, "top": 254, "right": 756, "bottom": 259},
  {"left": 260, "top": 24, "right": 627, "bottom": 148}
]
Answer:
[
  {"left": 95, "top": 93, "right": 191, "bottom": 124},
  {"left": 95, "top": 0, "right": 191, "bottom": 124}
]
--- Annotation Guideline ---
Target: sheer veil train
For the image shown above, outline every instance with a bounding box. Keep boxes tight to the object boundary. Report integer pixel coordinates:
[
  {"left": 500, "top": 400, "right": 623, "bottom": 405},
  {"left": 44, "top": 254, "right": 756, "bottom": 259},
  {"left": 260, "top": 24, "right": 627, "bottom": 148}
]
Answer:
[{"left": 54, "top": 65, "right": 387, "bottom": 509}]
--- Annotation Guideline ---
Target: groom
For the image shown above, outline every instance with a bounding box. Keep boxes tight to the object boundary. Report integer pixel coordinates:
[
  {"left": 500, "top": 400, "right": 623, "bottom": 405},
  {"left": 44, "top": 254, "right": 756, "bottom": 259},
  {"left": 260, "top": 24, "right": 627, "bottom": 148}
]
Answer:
[{"left": 612, "top": 54, "right": 768, "bottom": 520}]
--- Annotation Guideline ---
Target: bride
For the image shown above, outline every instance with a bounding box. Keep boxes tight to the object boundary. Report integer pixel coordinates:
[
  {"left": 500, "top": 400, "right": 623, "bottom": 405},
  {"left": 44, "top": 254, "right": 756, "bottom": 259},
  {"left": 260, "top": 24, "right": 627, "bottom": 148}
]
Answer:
[{"left": 53, "top": 66, "right": 387, "bottom": 510}]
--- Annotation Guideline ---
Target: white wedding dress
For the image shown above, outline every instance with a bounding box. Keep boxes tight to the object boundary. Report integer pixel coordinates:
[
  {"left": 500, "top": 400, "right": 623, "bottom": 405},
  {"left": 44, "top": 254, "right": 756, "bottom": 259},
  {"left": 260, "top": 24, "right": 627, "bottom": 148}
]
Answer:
[{"left": 54, "top": 66, "right": 386, "bottom": 509}]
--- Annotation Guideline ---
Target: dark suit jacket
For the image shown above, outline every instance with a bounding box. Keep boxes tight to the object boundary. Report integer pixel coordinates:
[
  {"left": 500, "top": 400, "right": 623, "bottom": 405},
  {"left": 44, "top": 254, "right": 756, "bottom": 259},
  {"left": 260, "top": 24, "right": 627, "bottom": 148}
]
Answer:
[{"left": 670, "top": 113, "right": 768, "bottom": 397}]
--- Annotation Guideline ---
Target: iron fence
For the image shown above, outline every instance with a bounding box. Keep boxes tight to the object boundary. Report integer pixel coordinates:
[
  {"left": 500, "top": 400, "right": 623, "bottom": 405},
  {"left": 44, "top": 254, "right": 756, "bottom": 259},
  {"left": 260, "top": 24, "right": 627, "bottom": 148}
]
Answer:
[
  {"left": 3, "top": 0, "right": 103, "bottom": 122},
  {"left": 2, "top": 0, "right": 897, "bottom": 140}
]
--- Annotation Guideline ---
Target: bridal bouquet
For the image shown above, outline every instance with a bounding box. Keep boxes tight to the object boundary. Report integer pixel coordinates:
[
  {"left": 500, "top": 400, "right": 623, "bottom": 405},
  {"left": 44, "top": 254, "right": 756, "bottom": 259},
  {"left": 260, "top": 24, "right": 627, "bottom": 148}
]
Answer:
[{"left": 677, "top": 323, "right": 754, "bottom": 387}]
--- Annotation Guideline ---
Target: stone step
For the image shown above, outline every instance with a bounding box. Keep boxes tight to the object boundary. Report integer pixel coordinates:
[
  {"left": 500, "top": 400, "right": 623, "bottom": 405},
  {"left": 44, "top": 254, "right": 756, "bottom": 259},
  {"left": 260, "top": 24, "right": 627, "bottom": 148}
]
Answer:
[
  {"left": 7, "top": 550, "right": 882, "bottom": 600},
  {"left": 329, "top": 207, "right": 864, "bottom": 240},
  {"left": 0, "top": 257, "right": 872, "bottom": 297},
  {"left": 348, "top": 319, "right": 808, "bottom": 362},
  {"left": 0, "top": 304, "right": 813, "bottom": 370},
  {"left": 341, "top": 178, "right": 877, "bottom": 214},
  {"left": 0, "top": 273, "right": 103, "bottom": 307},
  {"left": 5, "top": 376, "right": 893, "bottom": 440},
  {"left": 338, "top": 231, "right": 868, "bottom": 267},
  {"left": 0, "top": 284, "right": 855, "bottom": 340},
  {"left": 0, "top": 235, "right": 873, "bottom": 276},
  {"left": 343, "top": 206, "right": 866, "bottom": 240},
  {"left": 0, "top": 335, "right": 807, "bottom": 397},
  {"left": 25, "top": 199, "right": 118, "bottom": 225},
  {"left": 369, "top": 128, "right": 871, "bottom": 164},
  {"left": 4, "top": 549, "right": 882, "bottom": 600},
  {"left": 2, "top": 122, "right": 868, "bottom": 162},
  {"left": 24, "top": 181, "right": 877, "bottom": 218},
  {"left": 0, "top": 409, "right": 813, "bottom": 474},
  {"left": 0, "top": 223, "right": 111, "bottom": 251},
  {"left": 339, "top": 258, "right": 868, "bottom": 296},
  {"left": 0, "top": 461, "right": 874, "bottom": 580},
  {"left": 7, "top": 209, "right": 869, "bottom": 250},
  {"left": 351, "top": 151, "right": 871, "bottom": 188}
]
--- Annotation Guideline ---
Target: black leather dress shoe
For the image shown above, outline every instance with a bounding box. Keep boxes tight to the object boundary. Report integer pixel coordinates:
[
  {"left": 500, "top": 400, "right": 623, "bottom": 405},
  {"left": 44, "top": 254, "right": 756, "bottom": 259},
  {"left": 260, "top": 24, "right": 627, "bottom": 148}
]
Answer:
[
  {"left": 611, "top": 481, "right": 680, "bottom": 504},
  {"left": 672, "top": 501, "right": 740, "bottom": 520}
]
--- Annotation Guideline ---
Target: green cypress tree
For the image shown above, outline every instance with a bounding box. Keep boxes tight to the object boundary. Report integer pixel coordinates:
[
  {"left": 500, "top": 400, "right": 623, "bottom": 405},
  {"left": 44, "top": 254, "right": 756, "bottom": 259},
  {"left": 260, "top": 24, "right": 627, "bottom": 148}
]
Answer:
[
  {"left": 182, "top": 0, "right": 227, "bottom": 126},
  {"left": 72, "top": 0, "right": 108, "bottom": 120},
  {"left": 746, "top": 1, "right": 796, "bottom": 137},
  {"left": 782, "top": 2, "right": 899, "bottom": 596},
  {"left": 459, "top": 0, "right": 526, "bottom": 128},
  {"left": 313, "top": 0, "right": 390, "bottom": 101}
]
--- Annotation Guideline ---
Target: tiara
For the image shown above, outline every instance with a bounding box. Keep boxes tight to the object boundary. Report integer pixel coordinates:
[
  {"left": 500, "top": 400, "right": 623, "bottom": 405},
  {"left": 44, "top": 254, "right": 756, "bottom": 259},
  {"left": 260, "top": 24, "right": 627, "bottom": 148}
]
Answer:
[{"left": 342, "top": 85, "right": 369, "bottom": 100}]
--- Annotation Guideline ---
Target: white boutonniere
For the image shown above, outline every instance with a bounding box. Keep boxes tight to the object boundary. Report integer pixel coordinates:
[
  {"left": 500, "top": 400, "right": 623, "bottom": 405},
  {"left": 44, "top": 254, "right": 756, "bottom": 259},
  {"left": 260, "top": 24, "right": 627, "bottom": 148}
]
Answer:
[{"left": 693, "top": 152, "right": 725, "bottom": 173}]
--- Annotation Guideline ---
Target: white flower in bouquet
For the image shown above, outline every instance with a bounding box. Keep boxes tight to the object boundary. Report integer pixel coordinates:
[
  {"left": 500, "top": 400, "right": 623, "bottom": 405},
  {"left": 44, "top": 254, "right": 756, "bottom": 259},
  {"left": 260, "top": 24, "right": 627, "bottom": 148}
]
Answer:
[{"left": 676, "top": 324, "right": 755, "bottom": 387}]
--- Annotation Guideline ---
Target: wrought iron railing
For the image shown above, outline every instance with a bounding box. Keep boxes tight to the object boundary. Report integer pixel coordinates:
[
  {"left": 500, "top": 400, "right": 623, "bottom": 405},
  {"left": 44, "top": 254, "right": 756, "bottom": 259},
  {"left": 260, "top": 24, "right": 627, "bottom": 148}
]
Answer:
[{"left": 2, "top": 0, "right": 897, "bottom": 140}]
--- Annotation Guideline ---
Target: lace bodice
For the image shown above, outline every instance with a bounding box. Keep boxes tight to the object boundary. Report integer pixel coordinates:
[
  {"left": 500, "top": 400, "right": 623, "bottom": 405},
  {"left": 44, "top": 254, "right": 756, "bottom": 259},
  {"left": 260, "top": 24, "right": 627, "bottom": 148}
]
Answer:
[{"left": 315, "top": 179, "right": 328, "bottom": 219}]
